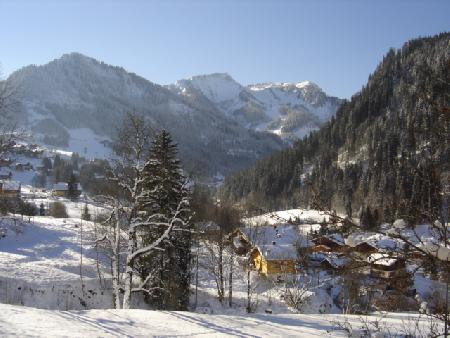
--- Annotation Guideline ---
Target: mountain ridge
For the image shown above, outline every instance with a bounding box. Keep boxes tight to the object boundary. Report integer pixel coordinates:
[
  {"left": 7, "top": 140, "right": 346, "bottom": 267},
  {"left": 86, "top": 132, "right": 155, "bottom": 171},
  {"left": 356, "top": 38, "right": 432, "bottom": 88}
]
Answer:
[{"left": 7, "top": 52, "right": 340, "bottom": 179}]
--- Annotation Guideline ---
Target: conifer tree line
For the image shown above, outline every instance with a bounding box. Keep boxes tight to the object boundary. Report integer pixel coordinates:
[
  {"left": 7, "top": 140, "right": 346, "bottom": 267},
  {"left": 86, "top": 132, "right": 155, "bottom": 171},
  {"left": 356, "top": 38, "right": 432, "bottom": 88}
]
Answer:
[
  {"left": 95, "top": 113, "right": 191, "bottom": 310},
  {"left": 221, "top": 33, "right": 450, "bottom": 225}
]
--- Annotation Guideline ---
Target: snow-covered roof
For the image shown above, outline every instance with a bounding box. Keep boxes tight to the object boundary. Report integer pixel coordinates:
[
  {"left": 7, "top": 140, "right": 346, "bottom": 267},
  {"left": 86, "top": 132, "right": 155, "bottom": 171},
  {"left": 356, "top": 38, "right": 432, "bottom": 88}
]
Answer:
[
  {"left": 0, "top": 169, "right": 11, "bottom": 175},
  {"left": 0, "top": 180, "right": 21, "bottom": 191},
  {"left": 367, "top": 253, "right": 398, "bottom": 267},
  {"left": 257, "top": 244, "right": 298, "bottom": 260},
  {"left": 244, "top": 224, "right": 312, "bottom": 261},
  {"left": 322, "top": 254, "right": 349, "bottom": 268},
  {"left": 53, "top": 182, "right": 69, "bottom": 191},
  {"left": 52, "top": 183, "right": 80, "bottom": 191},
  {"left": 345, "top": 232, "right": 400, "bottom": 251},
  {"left": 243, "top": 223, "right": 307, "bottom": 247}
]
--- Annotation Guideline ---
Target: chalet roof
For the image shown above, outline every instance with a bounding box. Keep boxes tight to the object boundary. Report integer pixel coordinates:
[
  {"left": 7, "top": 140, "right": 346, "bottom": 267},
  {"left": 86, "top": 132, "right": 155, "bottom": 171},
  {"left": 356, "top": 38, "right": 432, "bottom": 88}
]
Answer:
[
  {"left": 0, "top": 169, "right": 11, "bottom": 176},
  {"left": 321, "top": 255, "right": 349, "bottom": 269},
  {"left": 346, "top": 232, "right": 400, "bottom": 251},
  {"left": 53, "top": 182, "right": 80, "bottom": 191},
  {"left": 0, "top": 180, "right": 21, "bottom": 191},
  {"left": 327, "top": 233, "right": 345, "bottom": 245},
  {"left": 313, "top": 235, "right": 345, "bottom": 247},
  {"left": 53, "top": 182, "right": 69, "bottom": 191},
  {"left": 309, "top": 252, "right": 349, "bottom": 268},
  {"left": 354, "top": 241, "right": 378, "bottom": 253},
  {"left": 242, "top": 223, "right": 309, "bottom": 247},
  {"left": 257, "top": 244, "right": 298, "bottom": 260},
  {"left": 367, "top": 253, "right": 398, "bottom": 267}
]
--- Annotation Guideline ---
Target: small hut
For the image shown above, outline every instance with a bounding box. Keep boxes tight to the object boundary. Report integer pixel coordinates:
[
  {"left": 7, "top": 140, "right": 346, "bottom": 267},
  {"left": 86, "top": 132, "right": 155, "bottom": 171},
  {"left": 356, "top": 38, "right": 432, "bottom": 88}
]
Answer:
[{"left": 0, "top": 180, "right": 21, "bottom": 198}]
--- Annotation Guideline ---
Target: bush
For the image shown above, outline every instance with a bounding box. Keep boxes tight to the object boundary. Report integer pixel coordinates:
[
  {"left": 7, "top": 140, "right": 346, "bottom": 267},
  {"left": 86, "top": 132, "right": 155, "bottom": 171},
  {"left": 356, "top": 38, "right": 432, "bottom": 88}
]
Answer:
[
  {"left": 0, "top": 198, "right": 37, "bottom": 216},
  {"left": 49, "top": 202, "right": 68, "bottom": 218},
  {"left": 18, "top": 200, "right": 38, "bottom": 216},
  {"left": 93, "top": 212, "right": 109, "bottom": 223}
]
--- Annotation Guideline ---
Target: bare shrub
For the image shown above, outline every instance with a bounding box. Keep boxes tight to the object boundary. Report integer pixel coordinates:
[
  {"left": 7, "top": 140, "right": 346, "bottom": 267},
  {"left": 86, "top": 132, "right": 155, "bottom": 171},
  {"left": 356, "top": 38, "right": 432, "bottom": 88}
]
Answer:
[
  {"left": 282, "top": 278, "right": 312, "bottom": 312},
  {"left": 49, "top": 202, "right": 68, "bottom": 218}
]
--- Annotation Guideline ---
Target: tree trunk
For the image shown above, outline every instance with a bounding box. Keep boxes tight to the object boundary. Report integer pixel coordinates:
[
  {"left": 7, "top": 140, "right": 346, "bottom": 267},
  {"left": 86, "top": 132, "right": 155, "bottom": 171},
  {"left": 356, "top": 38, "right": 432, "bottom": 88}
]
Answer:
[
  {"left": 247, "top": 269, "right": 251, "bottom": 313},
  {"left": 122, "top": 225, "right": 136, "bottom": 309},
  {"left": 112, "top": 207, "right": 121, "bottom": 309},
  {"left": 111, "top": 251, "right": 121, "bottom": 309},
  {"left": 228, "top": 250, "right": 233, "bottom": 307},
  {"left": 218, "top": 231, "right": 224, "bottom": 303},
  {"left": 195, "top": 241, "right": 199, "bottom": 309}
]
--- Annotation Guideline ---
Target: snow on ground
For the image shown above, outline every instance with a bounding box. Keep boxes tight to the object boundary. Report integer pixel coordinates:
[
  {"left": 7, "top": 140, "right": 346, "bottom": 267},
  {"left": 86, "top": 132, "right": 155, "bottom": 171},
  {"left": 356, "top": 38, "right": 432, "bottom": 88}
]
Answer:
[
  {"left": 244, "top": 208, "right": 329, "bottom": 234},
  {"left": 0, "top": 303, "right": 441, "bottom": 338},
  {"left": 0, "top": 186, "right": 111, "bottom": 285},
  {"left": 0, "top": 214, "right": 106, "bottom": 284},
  {"left": 66, "top": 128, "right": 112, "bottom": 160}
]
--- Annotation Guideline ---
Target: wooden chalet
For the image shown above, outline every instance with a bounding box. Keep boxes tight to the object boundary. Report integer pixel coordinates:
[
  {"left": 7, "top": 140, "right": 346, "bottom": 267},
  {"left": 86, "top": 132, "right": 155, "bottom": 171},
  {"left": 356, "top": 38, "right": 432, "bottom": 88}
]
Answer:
[
  {"left": 247, "top": 224, "right": 306, "bottom": 276},
  {"left": 52, "top": 182, "right": 82, "bottom": 198},
  {"left": 355, "top": 241, "right": 378, "bottom": 254},
  {"left": 250, "top": 245, "right": 297, "bottom": 275},
  {"left": 0, "top": 158, "right": 12, "bottom": 167},
  {"left": 312, "top": 234, "right": 348, "bottom": 253},
  {"left": 0, "top": 180, "right": 21, "bottom": 198},
  {"left": 368, "top": 254, "right": 406, "bottom": 279},
  {"left": 227, "top": 228, "right": 252, "bottom": 255},
  {"left": 14, "top": 162, "right": 33, "bottom": 171},
  {"left": 0, "top": 169, "right": 12, "bottom": 180}
]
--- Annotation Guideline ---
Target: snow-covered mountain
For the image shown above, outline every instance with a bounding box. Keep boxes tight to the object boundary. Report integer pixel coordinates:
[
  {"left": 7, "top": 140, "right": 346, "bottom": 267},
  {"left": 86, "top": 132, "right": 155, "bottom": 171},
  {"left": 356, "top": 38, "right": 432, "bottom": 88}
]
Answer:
[
  {"left": 7, "top": 53, "right": 341, "bottom": 178},
  {"left": 169, "top": 73, "right": 342, "bottom": 140},
  {"left": 7, "top": 53, "right": 284, "bottom": 179}
]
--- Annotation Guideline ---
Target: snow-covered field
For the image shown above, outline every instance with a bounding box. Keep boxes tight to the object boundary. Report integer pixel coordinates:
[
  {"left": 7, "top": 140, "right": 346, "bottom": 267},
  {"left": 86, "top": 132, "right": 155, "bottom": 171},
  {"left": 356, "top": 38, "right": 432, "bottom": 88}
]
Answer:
[
  {"left": 0, "top": 186, "right": 446, "bottom": 336},
  {"left": 0, "top": 303, "right": 440, "bottom": 337}
]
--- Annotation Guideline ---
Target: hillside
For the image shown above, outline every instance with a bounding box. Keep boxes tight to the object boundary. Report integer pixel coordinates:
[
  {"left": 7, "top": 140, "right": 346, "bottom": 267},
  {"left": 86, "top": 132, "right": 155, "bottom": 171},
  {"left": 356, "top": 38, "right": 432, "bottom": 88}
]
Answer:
[
  {"left": 6, "top": 54, "right": 340, "bottom": 180},
  {"left": 221, "top": 33, "right": 450, "bottom": 222},
  {"left": 7, "top": 54, "right": 283, "bottom": 179}
]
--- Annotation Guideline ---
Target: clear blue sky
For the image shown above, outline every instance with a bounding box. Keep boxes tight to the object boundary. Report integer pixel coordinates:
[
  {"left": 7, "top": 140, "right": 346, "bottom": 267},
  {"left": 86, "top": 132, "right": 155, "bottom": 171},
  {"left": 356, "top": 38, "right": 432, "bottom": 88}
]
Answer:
[{"left": 0, "top": 0, "right": 449, "bottom": 98}]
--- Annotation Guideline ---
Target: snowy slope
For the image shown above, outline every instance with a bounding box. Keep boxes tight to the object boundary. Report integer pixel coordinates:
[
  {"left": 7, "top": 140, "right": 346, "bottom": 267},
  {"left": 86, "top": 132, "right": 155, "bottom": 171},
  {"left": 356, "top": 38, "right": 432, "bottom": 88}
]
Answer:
[
  {"left": 244, "top": 208, "right": 330, "bottom": 234},
  {"left": 0, "top": 191, "right": 109, "bottom": 284},
  {"left": 0, "top": 303, "right": 440, "bottom": 337},
  {"left": 170, "top": 73, "right": 342, "bottom": 140}
]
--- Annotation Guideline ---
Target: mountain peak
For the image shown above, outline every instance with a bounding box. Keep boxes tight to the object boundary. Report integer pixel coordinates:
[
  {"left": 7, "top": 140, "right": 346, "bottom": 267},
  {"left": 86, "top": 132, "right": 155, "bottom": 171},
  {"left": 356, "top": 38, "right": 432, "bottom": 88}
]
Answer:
[
  {"left": 187, "top": 72, "right": 235, "bottom": 82},
  {"left": 247, "top": 80, "right": 319, "bottom": 92},
  {"left": 57, "top": 52, "right": 98, "bottom": 64},
  {"left": 173, "top": 72, "right": 243, "bottom": 103}
]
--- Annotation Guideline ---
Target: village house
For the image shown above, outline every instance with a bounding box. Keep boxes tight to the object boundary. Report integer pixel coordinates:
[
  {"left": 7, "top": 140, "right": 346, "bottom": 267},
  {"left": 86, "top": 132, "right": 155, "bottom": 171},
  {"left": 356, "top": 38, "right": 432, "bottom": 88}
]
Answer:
[
  {"left": 15, "top": 162, "right": 33, "bottom": 171},
  {"left": 368, "top": 253, "right": 407, "bottom": 279},
  {"left": 227, "top": 228, "right": 252, "bottom": 255},
  {"left": 52, "top": 182, "right": 82, "bottom": 198},
  {"left": 0, "top": 169, "right": 12, "bottom": 180},
  {"left": 352, "top": 241, "right": 379, "bottom": 259},
  {"left": 250, "top": 245, "right": 298, "bottom": 275},
  {"left": 0, "top": 158, "right": 12, "bottom": 167},
  {"left": 311, "top": 234, "right": 348, "bottom": 253},
  {"left": 0, "top": 180, "right": 21, "bottom": 198},
  {"left": 245, "top": 224, "right": 308, "bottom": 276}
]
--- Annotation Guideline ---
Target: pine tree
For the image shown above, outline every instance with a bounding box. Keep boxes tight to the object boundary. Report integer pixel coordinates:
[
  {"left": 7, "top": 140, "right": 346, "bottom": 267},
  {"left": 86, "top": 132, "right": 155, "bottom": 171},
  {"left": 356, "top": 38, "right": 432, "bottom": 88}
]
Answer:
[
  {"left": 81, "top": 203, "right": 91, "bottom": 221},
  {"left": 67, "top": 173, "right": 79, "bottom": 200},
  {"left": 139, "top": 130, "right": 191, "bottom": 310},
  {"left": 39, "top": 203, "right": 45, "bottom": 216}
]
